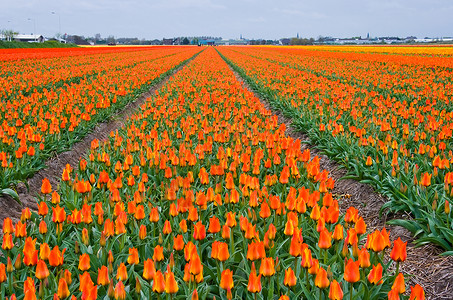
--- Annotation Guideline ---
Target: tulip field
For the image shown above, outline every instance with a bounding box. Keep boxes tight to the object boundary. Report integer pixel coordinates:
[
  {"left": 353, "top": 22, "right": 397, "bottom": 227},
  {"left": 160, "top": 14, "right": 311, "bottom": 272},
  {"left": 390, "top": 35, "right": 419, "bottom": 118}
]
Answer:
[
  {"left": 3, "top": 44, "right": 451, "bottom": 299},
  {"left": 218, "top": 45, "right": 453, "bottom": 252},
  {"left": 0, "top": 46, "right": 199, "bottom": 193}
]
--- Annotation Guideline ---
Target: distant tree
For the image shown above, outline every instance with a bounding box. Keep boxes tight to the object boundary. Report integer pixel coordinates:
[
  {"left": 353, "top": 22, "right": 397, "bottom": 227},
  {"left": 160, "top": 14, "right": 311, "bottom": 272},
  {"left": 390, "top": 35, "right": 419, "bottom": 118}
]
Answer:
[
  {"left": 106, "top": 35, "right": 116, "bottom": 44},
  {"left": 182, "top": 37, "right": 190, "bottom": 45},
  {"left": 290, "top": 37, "right": 314, "bottom": 45},
  {"left": 1, "top": 29, "right": 18, "bottom": 41}
]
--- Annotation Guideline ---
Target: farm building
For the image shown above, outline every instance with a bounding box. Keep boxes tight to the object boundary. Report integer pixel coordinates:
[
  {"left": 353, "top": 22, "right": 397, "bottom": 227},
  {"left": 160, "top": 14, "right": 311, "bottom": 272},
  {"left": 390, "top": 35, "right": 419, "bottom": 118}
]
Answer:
[{"left": 14, "top": 34, "right": 45, "bottom": 43}]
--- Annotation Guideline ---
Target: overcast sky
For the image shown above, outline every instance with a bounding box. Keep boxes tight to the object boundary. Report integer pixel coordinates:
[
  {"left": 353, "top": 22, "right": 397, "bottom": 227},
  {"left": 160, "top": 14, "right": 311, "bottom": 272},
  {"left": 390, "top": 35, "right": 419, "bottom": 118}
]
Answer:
[{"left": 1, "top": 0, "right": 452, "bottom": 40}]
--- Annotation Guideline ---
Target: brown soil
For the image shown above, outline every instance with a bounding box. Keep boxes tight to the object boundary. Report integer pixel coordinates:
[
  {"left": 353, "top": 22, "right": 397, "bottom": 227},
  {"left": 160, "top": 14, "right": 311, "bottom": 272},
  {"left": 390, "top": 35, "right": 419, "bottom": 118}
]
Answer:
[
  {"left": 0, "top": 59, "right": 193, "bottom": 226},
  {"left": 228, "top": 66, "right": 453, "bottom": 300}
]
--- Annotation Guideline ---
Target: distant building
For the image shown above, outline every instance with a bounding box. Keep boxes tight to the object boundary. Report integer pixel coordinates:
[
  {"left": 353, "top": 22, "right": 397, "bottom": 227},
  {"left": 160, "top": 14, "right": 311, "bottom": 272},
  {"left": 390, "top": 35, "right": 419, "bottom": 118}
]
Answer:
[
  {"left": 14, "top": 34, "right": 44, "bottom": 43},
  {"left": 199, "top": 39, "right": 215, "bottom": 46},
  {"left": 163, "top": 38, "right": 173, "bottom": 45},
  {"left": 279, "top": 38, "right": 291, "bottom": 45}
]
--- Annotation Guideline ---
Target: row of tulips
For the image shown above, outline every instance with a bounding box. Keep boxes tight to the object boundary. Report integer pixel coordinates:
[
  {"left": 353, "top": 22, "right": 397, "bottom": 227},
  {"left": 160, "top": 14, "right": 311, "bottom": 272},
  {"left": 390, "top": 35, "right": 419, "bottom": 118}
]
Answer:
[
  {"left": 0, "top": 46, "right": 201, "bottom": 191},
  {"left": 0, "top": 46, "right": 186, "bottom": 102},
  {"left": 217, "top": 46, "right": 453, "bottom": 252},
  {"left": 1, "top": 47, "right": 424, "bottom": 299}
]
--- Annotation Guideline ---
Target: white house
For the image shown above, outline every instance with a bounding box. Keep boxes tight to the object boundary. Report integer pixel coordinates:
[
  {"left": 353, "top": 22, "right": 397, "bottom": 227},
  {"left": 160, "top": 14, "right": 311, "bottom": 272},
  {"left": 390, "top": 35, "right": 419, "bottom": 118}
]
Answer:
[{"left": 14, "top": 34, "right": 45, "bottom": 43}]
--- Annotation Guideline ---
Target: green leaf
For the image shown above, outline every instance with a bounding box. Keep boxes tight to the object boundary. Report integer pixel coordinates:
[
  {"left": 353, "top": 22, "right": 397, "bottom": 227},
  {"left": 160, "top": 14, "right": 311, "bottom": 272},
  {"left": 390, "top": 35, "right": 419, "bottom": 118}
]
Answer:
[{"left": 0, "top": 188, "right": 21, "bottom": 204}]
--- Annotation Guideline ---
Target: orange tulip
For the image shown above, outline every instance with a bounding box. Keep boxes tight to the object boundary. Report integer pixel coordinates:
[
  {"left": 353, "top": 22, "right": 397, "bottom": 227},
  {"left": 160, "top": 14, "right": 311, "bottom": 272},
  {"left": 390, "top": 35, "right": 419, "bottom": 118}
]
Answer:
[
  {"left": 39, "top": 220, "right": 47, "bottom": 235},
  {"left": 315, "top": 267, "right": 330, "bottom": 289},
  {"left": 23, "top": 237, "right": 38, "bottom": 266},
  {"left": 52, "top": 205, "right": 66, "bottom": 224},
  {"left": 220, "top": 269, "right": 234, "bottom": 291},
  {"left": 189, "top": 254, "right": 203, "bottom": 275},
  {"left": 139, "top": 224, "right": 147, "bottom": 240},
  {"left": 420, "top": 172, "right": 431, "bottom": 187},
  {"left": 37, "top": 202, "right": 48, "bottom": 216},
  {"left": 127, "top": 247, "right": 139, "bottom": 265},
  {"left": 35, "top": 260, "right": 50, "bottom": 280},
  {"left": 221, "top": 224, "right": 230, "bottom": 239},
  {"left": 390, "top": 238, "right": 407, "bottom": 262},
  {"left": 409, "top": 284, "right": 425, "bottom": 300},
  {"left": 259, "top": 257, "right": 275, "bottom": 277},
  {"left": 2, "top": 233, "right": 13, "bottom": 250},
  {"left": 143, "top": 258, "right": 156, "bottom": 281},
  {"left": 41, "top": 178, "right": 52, "bottom": 194},
  {"left": 283, "top": 267, "right": 297, "bottom": 287},
  {"left": 163, "top": 220, "right": 172, "bottom": 235},
  {"left": 97, "top": 266, "right": 110, "bottom": 286},
  {"left": 367, "top": 263, "right": 383, "bottom": 285},
  {"left": 193, "top": 221, "right": 206, "bottom": 240},
  {"left": 0, "top": 263, "right": 7, "bottom": 283},
  {"left": 191, "top": 289, "right": 199, "bottom": 300},
  {"left": 318, "top": 228, "right": 332, "bottom": 249},
  {"left": 217, "top": 242, "right": 230, "bottom": 262},
  {"left": 153, "top": 245, "right": 164, "bottom": 262},
  {"left": 344, "top": 258, "right": 360, "bottom": 283},
  {"left": 165, "top": 265, "right": 179, "bottom": 294},
  {"left": 173, "top": 234, "right": 185, "bottom": 251},
  {"left": 179, "top": 219, "right": 188, "bottom": 233},
  {"left": 23, "top": 277, "right": 36, "bottom": 299},
  {"left": 57, "top": 278, "right": 70, "bottom": 298},
  {"left": 114, "top": 281, "right": 126, "bottom": 300},
  {"left": 392, "top": 273, "right": 406, "bottom": 294},
  {"left": 328, "top": 280, "right": 343, "bottom": 300},
  {"left": 152, "top": 270, "right": 165, "bottom": 293},
  {"left": 208, "top": 216, "right": 221, "bottom": 233},
  {"left": 79, "top": 271, "right": 94, "bottom": 292},
  {"left": 354, "top": 217, "right": 366, "bottom": 235},
  {"left": 116, "top": 263, "right": 128, "bottom": 281},
  {"left": 78, "top": 253, "right": 90, "bottom": 271},
  {"left": 358, "top": 248, "right": 370, "bottom": 268},
  {"left": 2, "top": 217, "right": 14, "bottom": 234},
  {"left": 388, "top": 288, "right": 400, "bottom": 300},
  {"left": 247, "top": 262, "right": 262, "bottom": 293}
]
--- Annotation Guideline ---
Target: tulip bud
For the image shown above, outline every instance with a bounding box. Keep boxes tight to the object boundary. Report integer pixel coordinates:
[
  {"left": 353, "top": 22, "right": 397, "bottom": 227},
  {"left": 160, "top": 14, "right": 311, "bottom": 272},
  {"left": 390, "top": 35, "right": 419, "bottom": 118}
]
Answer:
[
  {"left": 100, "top": 232, "right": 106, "bottom": 247},
  {"left": 7, "top": 257, "right": 13, "bottom": 273},
  {"left": 169, "top": 252, "right": 175, "bottom": 270},
  {"left": 139, "top": 225, "right": 147, "bottom": 240},
  {"left": 108, "top": 262, "right": 113, "bottom": 275},
  {"left": 74, "top": 241, "right": 79, "bottom": 254},
  {"left": 352, "top": 242, "right": 359, "bottom": 259},
  {"left": 158, "top": 233, "right": 163, "bottom": 245},
  {"left": 14, "top": 254, "right": 21, "bottom": 270},
  {"left": 341, "top": 242, "right": 348, "bottom": 258},
  {"left": 81, "top": 228, "right": 89, "bottom": 246},
  {"left": 135, "top": 277, "right": 142, "bottom": 294},
  {"left": 446, "top": 200, "right": 450, "bottom": 215},
  {"left": 39, "top": 220, "right": 48, "bottom": 235},
  {"left": 107, "top": 280, "right": 115, "bottom": 298},
  {"left": 64, "top": 269, "right": 72, "bottom": 285},
  {"left": 327, "top": 265, "right": 332, "bottom": 281},
  {"left": 97, "top": 214, "right": 104, "bottom": 225}
]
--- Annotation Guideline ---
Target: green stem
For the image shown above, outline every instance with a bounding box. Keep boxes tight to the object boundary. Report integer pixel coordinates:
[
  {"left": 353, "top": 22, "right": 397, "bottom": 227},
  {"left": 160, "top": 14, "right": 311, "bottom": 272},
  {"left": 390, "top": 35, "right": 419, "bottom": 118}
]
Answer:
[{"left": 350, "top": 283, "right": 353, "bottom": 300}]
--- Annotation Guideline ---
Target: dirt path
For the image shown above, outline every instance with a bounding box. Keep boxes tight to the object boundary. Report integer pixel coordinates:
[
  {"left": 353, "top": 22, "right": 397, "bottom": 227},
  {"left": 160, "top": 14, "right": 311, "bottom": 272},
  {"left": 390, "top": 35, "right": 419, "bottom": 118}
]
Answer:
[
  {"left": 0, "top": 54, "right": 198, "bottom": 226},
  {"left": 225, "top": 61, "right": 453, "bottom": 300}
]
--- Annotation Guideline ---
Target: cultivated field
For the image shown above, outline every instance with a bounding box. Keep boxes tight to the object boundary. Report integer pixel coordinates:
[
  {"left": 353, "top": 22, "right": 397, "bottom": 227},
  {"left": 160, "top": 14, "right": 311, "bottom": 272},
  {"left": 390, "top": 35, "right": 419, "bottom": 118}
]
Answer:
[{"left": 1, "top": 45, "right": 452, "bottom": 299}]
